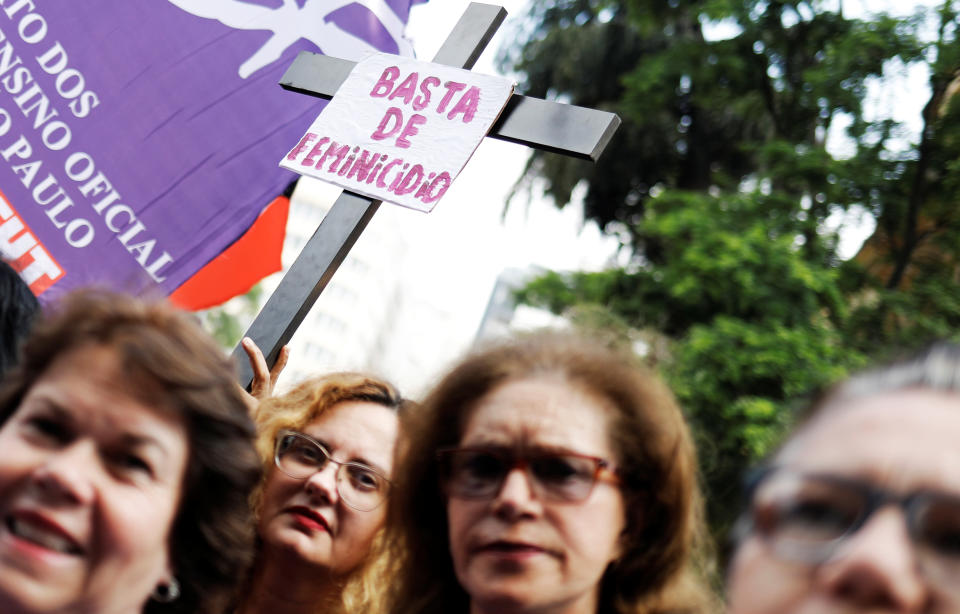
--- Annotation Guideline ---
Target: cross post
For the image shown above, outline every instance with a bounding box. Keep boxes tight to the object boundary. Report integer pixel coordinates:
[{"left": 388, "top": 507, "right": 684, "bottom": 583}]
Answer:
[{"left": 232, "top": 2, "right": 620, "bottom": 387}]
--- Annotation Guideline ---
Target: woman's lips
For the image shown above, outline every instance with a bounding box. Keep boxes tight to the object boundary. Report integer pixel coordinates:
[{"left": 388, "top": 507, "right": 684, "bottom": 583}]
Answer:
[
  {"left": 4, "top": 510, "right": 84, "bottom": 557},
  {"left": 474, "top": 540, "right": 552, "bottom": 559},
  {"left": 286, "top": 506, "right": 331, "bottom": 533}
]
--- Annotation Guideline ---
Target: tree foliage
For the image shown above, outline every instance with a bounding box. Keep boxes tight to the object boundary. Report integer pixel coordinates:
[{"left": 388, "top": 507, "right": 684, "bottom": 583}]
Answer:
[
  {"left": 198, "top": 283, "right": 264, "bottom": 350},
  {"left": 502, "top": 0, "right": 960, "bottom": 550}
]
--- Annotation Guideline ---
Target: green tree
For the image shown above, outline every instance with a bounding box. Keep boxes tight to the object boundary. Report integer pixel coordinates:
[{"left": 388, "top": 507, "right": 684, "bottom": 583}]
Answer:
[{"left": 502, "top": 0, "right": 960, "bottom": 549}]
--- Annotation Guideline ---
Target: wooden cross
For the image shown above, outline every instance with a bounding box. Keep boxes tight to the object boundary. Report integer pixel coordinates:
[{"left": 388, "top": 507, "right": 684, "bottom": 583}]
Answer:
[{"left": 232, "top": 2, "right": 620, "bottom": 387}]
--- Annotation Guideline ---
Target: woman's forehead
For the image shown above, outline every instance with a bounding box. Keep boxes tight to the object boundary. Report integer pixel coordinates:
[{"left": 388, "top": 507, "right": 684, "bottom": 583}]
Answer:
[
  {"left": 777, "top": 389, "right": 960, "bottom": 492},
  {"left": 45, "top": 343, "right": 168, "bottom": 400},
  {"left": 302, "top": 400, "right": 398, "bottom": 460},
  {"left": 461, "top": 376, "right": 615, "bottom": 451}
]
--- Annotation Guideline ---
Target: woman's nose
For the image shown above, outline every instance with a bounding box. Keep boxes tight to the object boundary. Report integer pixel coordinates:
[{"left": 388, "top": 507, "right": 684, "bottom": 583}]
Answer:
[
  {"left": 817, "top": 506, "right": 929, "bottom": 611},
  {"left": 304, "top": 461, "right": 340, "bottom": 504},
  {"left": 492, "top": 467, "right": 540, "bottom": 520},
  {"left": 30, "top": 441, "right": 97, "bottom": 506}
]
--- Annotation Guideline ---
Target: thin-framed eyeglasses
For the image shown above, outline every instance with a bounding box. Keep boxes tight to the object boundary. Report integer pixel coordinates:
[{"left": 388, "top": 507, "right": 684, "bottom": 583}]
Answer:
[
  {"left": 274, "top": 429, "right": 391, "bottom": 512},
  {"left": 436, "top": 446, "right": 620, "bottom": 503},
  {"left": 740, "top": 466, "right": 960, "bottom": 596}
]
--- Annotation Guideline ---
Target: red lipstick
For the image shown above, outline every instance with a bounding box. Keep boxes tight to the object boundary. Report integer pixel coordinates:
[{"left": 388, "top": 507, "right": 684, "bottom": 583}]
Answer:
[{"left": 286, "top": 506, "right": 330, "bottom": 533}]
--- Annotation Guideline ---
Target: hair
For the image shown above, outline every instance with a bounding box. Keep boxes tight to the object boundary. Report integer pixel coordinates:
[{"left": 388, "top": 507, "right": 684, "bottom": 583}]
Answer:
[
  {"left": 789, "top": 341, "right": 960, "bottom": 444},
  {"left": 249, "top": 372, "right": 408, "bottom": 614},
  {"left": 0, "top": 289, "right": 261, "bottom": 614},
  {"left": 0, "top": 260, "right": 40, "bottom": 379},
  {"left": 382, "top": 331, "right": 718, "bottom": 614}
]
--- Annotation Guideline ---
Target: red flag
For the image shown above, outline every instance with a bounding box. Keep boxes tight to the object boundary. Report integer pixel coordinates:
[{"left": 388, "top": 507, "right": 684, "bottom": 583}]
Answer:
[{"left": 170, "top": 194, "right": 290, "bottom": 310}]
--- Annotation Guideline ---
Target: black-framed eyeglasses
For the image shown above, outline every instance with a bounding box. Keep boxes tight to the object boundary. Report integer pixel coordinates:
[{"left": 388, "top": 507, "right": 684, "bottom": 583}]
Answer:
[
  {"left": 436, "top": 446, "right": 620, "bottom": 503},
  {"left": 740, "top": 466, "right": 960, "bottom": 595},
  {"left": 274, "top": 429, "right": 391, "bottom": 512}
]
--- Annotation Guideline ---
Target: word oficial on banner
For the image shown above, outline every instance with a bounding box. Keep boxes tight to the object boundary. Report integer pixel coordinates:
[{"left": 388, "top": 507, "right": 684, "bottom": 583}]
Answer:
[{"left": 281, "top": 53, "right": 514, "bottom": 213}]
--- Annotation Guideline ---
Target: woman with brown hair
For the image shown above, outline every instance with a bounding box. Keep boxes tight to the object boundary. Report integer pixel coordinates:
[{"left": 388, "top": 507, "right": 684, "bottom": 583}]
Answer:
[
  {"left": 383, "top": 331, "right": 717, "bottom": 614},
  {"left": 0, "top": 290, "right": 261, "bottom": 614},
  {"left": 235, "top": 371, "right": 408, "bottom": 614}
]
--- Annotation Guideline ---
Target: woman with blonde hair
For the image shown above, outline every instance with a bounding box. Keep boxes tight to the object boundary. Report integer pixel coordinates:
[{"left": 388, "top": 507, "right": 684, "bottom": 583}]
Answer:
[
  {"left": 383, "top": 331, "right": 717, "bottom": 614},
  {"left": 235, "top": 371, "right": 407, "bottom": 614}
]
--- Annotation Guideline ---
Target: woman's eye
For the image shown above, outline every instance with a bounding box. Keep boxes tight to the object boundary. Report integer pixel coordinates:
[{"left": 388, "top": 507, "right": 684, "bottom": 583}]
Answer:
[
  {"left": 916, "top": 499, "right": 960, "bottom": 558},
  {"left": 294, "top": 445, "right": 321, "bottom": 462},
  {"left": 111, "top": 452, "right": 154, "bottom": 478},
  {"left": 777, "top": 499, "right": 856, "bottom": 536},
  {"left": 925, "top": 528, "right": 960, "bottom": 557},
  {"left": 533, "top": 457, "right": 584, "bottom": 483},
  {"left": 23, "top": 416, "right": 71, "bottom": 444},
  {"left": 463, "top": 454, "right": 504, "bottom": 480},
  {"left": 348, "top": 466, "right": 380, "bottom": 491}
]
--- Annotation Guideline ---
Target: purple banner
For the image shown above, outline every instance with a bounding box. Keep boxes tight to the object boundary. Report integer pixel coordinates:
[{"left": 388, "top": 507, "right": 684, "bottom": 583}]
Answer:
[{"left": 0, "top": 0, "right": 422, "bottom": 301}]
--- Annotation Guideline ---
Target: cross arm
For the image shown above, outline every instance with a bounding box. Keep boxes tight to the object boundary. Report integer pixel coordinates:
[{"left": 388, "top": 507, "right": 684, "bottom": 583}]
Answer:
[{"left": 279, "top": 52, "right": 621, "bottom": 162}]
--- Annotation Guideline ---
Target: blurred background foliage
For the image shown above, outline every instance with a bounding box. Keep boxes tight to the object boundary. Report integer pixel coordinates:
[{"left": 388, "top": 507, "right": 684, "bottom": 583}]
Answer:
[
  {"left": 498, "top": 0, "right": 960, "bottom": 556},
  {"left": 200, "top": 283, "right": 264, "bottom": 349}
]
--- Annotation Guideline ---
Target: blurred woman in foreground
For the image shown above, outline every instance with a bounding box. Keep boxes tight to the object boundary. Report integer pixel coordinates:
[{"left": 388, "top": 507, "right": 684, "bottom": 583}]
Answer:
[
  {"left": 383, "top": 331, "right": 717, "bottom": 614},
  {"left": 0, "top": 290, "right": 260, "bottom": 614},
  {"left": 728, "top": 342, "right": 960, "bottom": 613},
  {"left": 236, "top": 372, "right": 407, "bottom": 614}
]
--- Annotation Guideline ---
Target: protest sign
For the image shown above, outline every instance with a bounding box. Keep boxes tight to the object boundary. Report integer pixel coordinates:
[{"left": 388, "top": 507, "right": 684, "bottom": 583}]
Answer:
[{"left": 280, "top": 53, "right": 513, "bottom": 212}]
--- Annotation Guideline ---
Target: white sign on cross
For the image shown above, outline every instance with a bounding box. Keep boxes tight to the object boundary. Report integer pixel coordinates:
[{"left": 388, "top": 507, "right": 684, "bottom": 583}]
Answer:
[{"left": 280, "top": 53, "right": 514, "bottom": 212}]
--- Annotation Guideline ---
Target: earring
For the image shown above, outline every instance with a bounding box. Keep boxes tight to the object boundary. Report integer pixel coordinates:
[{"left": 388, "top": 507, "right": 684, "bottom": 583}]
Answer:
[{"left": 152, "top": 577, "right": 180, "bottom": 603}]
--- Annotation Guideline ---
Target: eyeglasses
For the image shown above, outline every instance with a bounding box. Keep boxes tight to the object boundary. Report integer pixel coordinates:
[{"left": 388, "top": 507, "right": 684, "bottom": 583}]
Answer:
[
  {"left": 741, "top": 466, "right": 960, "bottom": 595},
  {"left": 274, "top": 430, "right": 391, "bottom": 512},
  {"left": 436, "top": 446, "right": 620, "bottom": 503}
]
